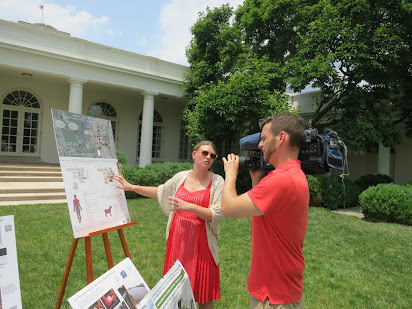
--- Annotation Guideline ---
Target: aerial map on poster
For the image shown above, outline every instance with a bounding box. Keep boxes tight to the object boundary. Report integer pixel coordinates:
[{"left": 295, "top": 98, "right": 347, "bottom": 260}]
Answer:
[{"left": 51, "top": 109, "right": 131, "bottom": 239}]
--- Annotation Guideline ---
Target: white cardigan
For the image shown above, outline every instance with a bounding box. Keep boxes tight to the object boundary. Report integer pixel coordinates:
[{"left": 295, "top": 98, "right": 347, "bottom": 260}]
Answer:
[{"left": 157, "top": 170, "right": 224, "bottom": 265}]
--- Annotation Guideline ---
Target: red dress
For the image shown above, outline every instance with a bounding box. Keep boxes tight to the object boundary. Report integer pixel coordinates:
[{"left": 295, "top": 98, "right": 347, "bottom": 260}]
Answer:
[{"left": 163, "top": 180, "right": 220, "bottom": 304}]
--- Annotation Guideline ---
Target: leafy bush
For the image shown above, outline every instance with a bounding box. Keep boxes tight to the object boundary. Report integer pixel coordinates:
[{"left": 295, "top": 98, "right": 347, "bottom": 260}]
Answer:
[
  {"left": 144, "top": 162, "right": 193, "bottom": 185},
  {"left": 313, "top": 175, "right": 361, "bottom": 209},
  {"left": 316, "top": 175, "right": 345, "bottom": 210},
  {"left": 120, "top": 163, "right": 140, "bottom": 199},
  {"left": 354, "top": 173, "right": 394, "bottom": 191},
  {"left": 359, "top": 183, "right": 412, "bottom": 225},
  {"left": 343, "top": 179, "right": 362, "bottom": 208},
  {"left": 116, "top": 151, "right": 128, "bottom": 165},
  {"left": 306, "top": 175, "right": 322, "bottom": 207},
  {"left": 393, "top": 202, "right": 412, "bottom": 226},
  {"left": 120, "top": 162, "right": 194, "bottom": 198}
]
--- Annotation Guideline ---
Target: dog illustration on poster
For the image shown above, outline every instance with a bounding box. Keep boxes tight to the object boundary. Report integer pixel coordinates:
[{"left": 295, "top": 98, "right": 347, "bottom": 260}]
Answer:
[{"left": 104, "top": 206, "right": 112, "bottom": 217}]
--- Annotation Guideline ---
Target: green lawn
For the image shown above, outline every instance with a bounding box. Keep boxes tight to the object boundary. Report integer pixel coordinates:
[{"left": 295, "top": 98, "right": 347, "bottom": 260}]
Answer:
[{"left": 0, "top": 200, "right": 411, "bottom": 308}]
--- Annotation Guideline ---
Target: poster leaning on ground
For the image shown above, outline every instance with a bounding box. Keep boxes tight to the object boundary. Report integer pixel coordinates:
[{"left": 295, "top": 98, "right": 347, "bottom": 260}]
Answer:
[
  {"left": 51, "top": 109, "right": 131, "bottom": 238},
  {"left": 0, "top": 215, "right": 22, "bottom": 309},
  {"left": 68, "top": 258, "right": 195, "bottom": 309}
]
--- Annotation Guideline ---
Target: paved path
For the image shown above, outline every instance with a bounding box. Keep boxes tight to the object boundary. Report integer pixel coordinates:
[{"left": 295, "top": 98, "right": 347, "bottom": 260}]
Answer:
[{"left": 333, "top": 206, "right": 364, "bottom": 219}]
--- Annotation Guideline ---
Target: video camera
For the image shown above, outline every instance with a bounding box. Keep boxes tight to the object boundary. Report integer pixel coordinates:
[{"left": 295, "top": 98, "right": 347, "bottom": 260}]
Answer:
[{"left": 239, "top": 128, "right": 346, "bottom": 175}]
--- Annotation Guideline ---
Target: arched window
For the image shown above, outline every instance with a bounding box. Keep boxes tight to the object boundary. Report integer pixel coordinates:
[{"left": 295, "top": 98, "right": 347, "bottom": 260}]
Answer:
[
  {"left": 3, "top": 90, "right": 40, "bottom": 108},
  {"left": 1, "top": 91, "right": 41, "bottom": 155},
  {"left": 87, "top": 102, "right": 118, "bottom": 143},
  {"left": 179, "top": 120, "right": 191, "bottom": 160},
  {"left": 137, "top": 110, "right": 162, "bottom": 159}
]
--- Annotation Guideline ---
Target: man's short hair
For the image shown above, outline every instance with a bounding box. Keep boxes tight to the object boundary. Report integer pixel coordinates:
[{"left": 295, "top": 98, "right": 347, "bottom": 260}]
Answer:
[{"left": 261, "top": 113, "right": 306, "bottom": 148}]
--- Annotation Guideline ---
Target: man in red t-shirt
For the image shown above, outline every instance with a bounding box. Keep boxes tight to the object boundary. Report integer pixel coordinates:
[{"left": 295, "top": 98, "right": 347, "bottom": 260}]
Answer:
[{"left": 222, "top": 113, "right": 309, "bottom": 309}]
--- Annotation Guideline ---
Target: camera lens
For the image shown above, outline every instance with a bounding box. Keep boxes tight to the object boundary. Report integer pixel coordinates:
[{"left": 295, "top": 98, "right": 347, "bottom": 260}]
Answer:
[{"left": 239, "top": 156, "right": 261, "bottom": 170}]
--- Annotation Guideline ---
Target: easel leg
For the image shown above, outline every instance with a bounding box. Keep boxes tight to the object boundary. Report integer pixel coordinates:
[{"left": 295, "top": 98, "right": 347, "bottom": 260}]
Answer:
[
  {"left": 118, "top": 229, "right": 131, "bottom": 258},
  {"left": 85, "top": 236, "right": 93, "bottom": 283},
  {"left": 102, "top": 232, "right": 114, "bottom": 269},
  {"left": 56, "top": 238, "right": 78, "bottom": 309}
]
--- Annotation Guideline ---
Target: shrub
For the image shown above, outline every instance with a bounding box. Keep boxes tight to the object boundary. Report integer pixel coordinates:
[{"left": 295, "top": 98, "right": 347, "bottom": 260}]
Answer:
[
  {"left": 120, "top": 163, "right": 140, "bottom": 199},
  {"left": 306, "top": 175, "right": 322, "bottom": 207},
  {"left": 144, "top": 162, "right": 193, "bottom": 185},
  {"left": 354, "top": 173, "right": 394, "bottom": 191},
  {"left": 116, "top": 151, "right": 128, "bottom": 165},
  {"left": 393, "top": 201, "right": 412, "bottom": 226},
  {"left": 342, "top": 179, "right": 362, "bottom": 207},
  {"left": 359, "top": 183, "right": 412, "bottom": 224},
  {"left": 121, "top": 162, "right": 194, "bottom": 198},
  {"left": 316, "top": 175, "right": 345, "bottom": 210}
]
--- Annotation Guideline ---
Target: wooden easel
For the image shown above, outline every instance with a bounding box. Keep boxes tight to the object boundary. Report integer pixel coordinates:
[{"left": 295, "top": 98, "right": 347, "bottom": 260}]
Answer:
[{"left": 55, "top": 221, "right": 137, "bottom": 309}]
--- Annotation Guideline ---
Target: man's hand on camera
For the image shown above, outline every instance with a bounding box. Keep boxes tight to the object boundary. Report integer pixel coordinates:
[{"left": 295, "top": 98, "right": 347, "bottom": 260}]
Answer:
[
  {"left": 250, "top": 169, "right": 263, "bottom": 187},
  {"left": 223, "top": 153, "right": 239, "bottom": 179}
]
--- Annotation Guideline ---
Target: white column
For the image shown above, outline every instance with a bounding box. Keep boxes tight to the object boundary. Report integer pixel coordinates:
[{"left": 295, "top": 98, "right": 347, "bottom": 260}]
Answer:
[
  {"left": 68, "top": 78, "right": 87, "bottom": 114},
  {"left": 139, "top": 91, "right": 158, "bottom": 167},
  {"left": 378, "top": 143, "right": 390, "bottom": 175}
]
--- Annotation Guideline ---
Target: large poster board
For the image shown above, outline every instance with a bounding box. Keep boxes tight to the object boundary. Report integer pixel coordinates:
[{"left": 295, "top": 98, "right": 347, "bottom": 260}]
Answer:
[
  {"left": 51, "top": 109, "right": 131, "bottom": 238},
  {"left": 0, "top": 215, "right": 22, "bottom": 309}
]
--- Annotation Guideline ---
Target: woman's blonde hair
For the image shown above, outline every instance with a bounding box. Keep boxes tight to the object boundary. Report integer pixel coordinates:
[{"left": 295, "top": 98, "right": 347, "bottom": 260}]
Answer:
[{"left": 193, "top": 140, "right": 217, "bottom": 152}]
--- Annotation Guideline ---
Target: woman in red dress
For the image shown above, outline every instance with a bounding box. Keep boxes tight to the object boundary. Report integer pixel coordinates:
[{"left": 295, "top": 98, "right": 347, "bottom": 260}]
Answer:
[{"left": 114, "top": 141, "right": 224, "bottom": 309}]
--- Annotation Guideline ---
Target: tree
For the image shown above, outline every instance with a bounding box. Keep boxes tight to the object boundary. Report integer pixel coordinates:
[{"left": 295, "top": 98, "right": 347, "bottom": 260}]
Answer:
[
  {"left": 183, "top": 4, "right": 245, "bottom": 102},
  {"left": 236, "top": 0, "right": 412, "bottom": 152},
  {"left": 184, "top": 57, "right": 291, "bottom": 143},
  {"left": 182, "top": 5, "right": 292, "bottom": 144}
]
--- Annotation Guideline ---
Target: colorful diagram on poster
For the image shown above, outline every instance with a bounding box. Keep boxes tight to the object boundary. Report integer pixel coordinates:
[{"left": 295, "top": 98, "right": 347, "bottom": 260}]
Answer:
[{"left": 52, "top": 109, "right": 116, "bottom": 158}]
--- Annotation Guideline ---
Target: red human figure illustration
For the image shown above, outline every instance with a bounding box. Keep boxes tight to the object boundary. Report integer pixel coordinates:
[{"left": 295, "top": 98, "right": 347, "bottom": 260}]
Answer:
[{"left": 73, "top": 194, "right": 82, "bottom": 223}]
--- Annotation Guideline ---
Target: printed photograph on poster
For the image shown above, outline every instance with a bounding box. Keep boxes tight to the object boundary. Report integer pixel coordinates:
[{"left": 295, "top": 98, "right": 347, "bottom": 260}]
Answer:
[{"left": 68, "top": 258, "right": 150, "bottom": 309}]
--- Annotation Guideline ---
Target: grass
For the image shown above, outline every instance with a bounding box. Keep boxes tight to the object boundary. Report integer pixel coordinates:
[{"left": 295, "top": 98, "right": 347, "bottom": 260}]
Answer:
[{"left": 0, "top": 200, "right": 411, "bottom": 308}]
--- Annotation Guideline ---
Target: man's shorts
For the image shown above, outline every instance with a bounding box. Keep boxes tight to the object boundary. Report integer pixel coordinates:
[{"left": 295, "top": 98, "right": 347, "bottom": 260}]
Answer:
[{"left": 250, "top": 295, "right": 304, "bottom": 309}]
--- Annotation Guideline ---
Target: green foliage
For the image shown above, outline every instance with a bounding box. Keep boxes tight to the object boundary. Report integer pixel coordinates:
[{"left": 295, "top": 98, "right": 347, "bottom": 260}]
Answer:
[
  {"left": 393, "top": 201, "right": 412, "bottom": 226},
  {"left": 185, "top": 0, "right": 412, "bottom": 154},
  {"left": 184, "top": 4, "right": 245, "bottom": 100},
  {"left": 120, "top": 163, "right": 141, "bottom": 199},
  {"left": 120, "top": 162, "right": 193, "bottom": 198},
  {"left": 343, "top": 179, "right": 363, "bottom": 208},
  {"left": 144, "top": 162, "right": 193, "bottom": 185},
  {"left": 306, "top": 174, "right": 322, "bottom": 207},
  {"left": 184, "top": 56, "right": 292, "bottom": 143},
  {"left": 359, "top": 183, "right": 412, "bottom": 224},
  {"left": 354, "top": 173, "right": 394, "bottom": 191},
  {"left": 183, "top": 5, "right": 294, "bottom": 145},
  {"left": 316, "top": 175, "right": 345, "bottom": 210},
  {"left": 116, "top": 150, "right": 128, "bottom": 165},
  {"left": 315, "top": 175, "right": 360, "bottom": 209}
]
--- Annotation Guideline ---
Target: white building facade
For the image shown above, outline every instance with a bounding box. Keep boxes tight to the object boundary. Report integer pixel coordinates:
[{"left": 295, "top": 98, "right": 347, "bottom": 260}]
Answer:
[
  {"left": 0, "top": 19, "right": 192, "bottom": 167},
  {"left": 1, "top": 19, "right": 411, "bottom": 184}
]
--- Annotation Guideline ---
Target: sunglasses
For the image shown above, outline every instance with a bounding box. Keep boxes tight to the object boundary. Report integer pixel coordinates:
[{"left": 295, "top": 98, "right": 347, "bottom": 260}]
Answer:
[{"left": 196, "top": 150, "right": 218, "bottom": 160}]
